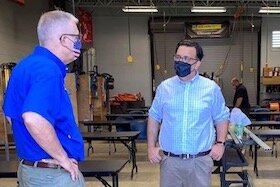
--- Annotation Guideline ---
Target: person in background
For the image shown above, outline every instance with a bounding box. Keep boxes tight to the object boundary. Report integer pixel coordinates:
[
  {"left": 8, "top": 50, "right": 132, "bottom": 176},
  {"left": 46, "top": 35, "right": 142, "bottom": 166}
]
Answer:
[
  {"left": 3, "top": 10, "right": 85, "bottom": 187},
  {"left": 231, "top": 77, "right": 251, "bottom": 117},
  {"left": 147, "top": 39, "right": 229, "bottom": 187}
]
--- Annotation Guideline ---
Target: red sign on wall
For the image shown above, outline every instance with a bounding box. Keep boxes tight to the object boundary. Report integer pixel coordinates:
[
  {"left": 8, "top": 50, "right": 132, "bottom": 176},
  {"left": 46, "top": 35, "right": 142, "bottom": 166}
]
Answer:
[
  {"left": 14, "top": 0, "right": 25, "bottom": 5},
  {"left": 78, "top": 8, "right": 93, "bottom": 45}
]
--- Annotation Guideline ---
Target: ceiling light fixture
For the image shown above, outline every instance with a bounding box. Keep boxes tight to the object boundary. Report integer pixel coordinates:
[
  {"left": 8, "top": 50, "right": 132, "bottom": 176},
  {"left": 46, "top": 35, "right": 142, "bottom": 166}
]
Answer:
[
  {"left": 191, "top": 6, "right": 227, "bottom": 13},
  {"left": 259, "top": 7, "right": 280, "bottom": 14},
  {"left": 122, "top": 5, "right": 158, "bottom": 13}
]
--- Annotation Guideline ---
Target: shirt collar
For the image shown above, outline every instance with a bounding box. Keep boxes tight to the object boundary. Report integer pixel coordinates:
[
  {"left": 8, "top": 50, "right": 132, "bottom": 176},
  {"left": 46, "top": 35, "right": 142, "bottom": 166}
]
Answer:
[
  {"left": 33, "top": 46, "right": 67, "bottom": 78},
  {"left": 176, "top": 71, "right": 200, "bottom": 84}
]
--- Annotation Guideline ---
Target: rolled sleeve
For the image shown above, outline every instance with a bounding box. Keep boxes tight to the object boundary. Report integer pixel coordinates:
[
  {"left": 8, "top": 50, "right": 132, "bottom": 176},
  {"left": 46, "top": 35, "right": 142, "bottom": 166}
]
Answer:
[
  {"left": 212, "top": 86, "right": 230, "bottom": 124},
  {"left": 148, "top": 85, "right": 163, "bottom": 123}
]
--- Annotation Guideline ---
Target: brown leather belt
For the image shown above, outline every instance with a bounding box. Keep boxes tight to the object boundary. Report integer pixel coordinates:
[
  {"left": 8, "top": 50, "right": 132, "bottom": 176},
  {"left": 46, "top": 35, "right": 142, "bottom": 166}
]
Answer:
[
  {"left": 163, "top": 150, "right": 211, "bottom": 159},
  {"left": 21, "top": 159, "right": 62, "bottom": 169}
]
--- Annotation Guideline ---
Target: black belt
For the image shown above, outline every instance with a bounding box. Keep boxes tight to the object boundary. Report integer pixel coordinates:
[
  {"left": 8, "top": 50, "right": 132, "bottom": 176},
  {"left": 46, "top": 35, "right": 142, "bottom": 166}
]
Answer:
[
  {"left": 163, "top": 150, "right": 211, "bottom": 159},
  {"left": 20, "top": 159, "right": 62, "bottom": 169}
]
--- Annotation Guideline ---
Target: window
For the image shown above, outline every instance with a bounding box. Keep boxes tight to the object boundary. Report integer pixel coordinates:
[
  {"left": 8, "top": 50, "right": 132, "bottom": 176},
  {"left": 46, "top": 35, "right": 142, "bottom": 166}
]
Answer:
[{"left": 272, "top": 31, "right": 280, "bottom": 48}]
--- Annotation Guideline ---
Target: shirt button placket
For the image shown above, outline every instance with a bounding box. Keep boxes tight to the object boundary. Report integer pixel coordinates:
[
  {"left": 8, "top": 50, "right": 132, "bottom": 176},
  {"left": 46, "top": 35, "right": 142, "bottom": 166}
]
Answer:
[{"left": 182, "top": 84, "right": 189, "bottom": 150}]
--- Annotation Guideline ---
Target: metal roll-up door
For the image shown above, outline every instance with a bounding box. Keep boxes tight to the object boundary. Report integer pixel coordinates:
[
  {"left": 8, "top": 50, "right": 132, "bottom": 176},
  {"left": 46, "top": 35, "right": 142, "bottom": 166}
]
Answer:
[{"left": 152, "top": 31, "right": 258, "bottom": 106}]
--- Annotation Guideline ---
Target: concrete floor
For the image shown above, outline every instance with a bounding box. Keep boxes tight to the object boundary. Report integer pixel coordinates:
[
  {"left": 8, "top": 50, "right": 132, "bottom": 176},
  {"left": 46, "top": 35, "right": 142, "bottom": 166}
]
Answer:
[{"left": 0, "top": 141, "right": 280, "bottom": 187}]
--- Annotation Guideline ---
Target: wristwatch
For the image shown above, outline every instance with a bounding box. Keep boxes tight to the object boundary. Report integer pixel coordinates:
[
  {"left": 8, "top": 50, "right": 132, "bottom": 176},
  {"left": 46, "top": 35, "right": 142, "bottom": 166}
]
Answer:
[{"left": 216, "top": 141, "right": 225, "bottom": 146}]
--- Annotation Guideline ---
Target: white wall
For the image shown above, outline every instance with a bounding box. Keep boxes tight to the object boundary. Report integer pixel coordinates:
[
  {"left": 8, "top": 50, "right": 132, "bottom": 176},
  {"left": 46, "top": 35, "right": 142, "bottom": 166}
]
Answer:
[
  {"left": 0, "top": 0, "right": 48, "bottom": 63},
  {"left": 261, "top": 17, "right": 280, "bottom": 69},
  {"left": 93, "top": 16, "right": 152, "bottom": 105},
  {"left": 260, "top": 17, "right": 280, "bottom": 104}
]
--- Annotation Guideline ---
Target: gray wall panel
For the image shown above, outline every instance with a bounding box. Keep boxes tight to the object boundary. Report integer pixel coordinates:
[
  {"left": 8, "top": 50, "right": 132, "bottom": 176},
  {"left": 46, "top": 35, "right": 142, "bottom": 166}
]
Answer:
[
  {"left": 0, "top": 0, "right": 48, "bottom": 63},
  {"left": 94, "top": 16, "right": 152, "bottom": 105}
]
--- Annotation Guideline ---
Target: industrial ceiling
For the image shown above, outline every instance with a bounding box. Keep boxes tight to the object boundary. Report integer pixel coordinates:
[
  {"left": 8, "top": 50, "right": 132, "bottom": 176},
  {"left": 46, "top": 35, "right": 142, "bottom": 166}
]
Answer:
[{"left": 66, "top": 0, "right": 280, "bottom": 17}]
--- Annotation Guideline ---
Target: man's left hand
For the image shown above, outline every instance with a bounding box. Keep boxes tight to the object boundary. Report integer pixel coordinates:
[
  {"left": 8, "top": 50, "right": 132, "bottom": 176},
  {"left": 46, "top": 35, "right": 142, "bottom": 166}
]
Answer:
[{"left": 209, "top": 143, "right": 225, "bottom": 161}]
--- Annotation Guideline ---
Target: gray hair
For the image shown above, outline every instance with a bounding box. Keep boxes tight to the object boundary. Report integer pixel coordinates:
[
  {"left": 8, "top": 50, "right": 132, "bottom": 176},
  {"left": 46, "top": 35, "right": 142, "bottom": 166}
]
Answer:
[{"left": 37, "top": 10, "right": 78, "bottom": 46}]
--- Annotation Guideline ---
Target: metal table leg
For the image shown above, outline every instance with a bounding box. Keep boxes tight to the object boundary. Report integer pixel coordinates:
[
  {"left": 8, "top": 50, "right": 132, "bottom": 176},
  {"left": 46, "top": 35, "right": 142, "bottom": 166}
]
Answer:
[
  {"left": 254, "top": 144, "right": 259, "bottom": 176},
  {"left": 121, "top": 139, "right": 138, "bottom": 179},
  {"left": 112, "top": 175, "right": 118, "bottom": 187}
]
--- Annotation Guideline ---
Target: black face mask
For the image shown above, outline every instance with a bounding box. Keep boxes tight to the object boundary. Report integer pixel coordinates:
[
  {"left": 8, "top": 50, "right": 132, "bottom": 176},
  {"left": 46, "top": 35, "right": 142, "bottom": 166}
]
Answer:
[{"left": 174, "top": 60, "right": 192, "bottom": 77}]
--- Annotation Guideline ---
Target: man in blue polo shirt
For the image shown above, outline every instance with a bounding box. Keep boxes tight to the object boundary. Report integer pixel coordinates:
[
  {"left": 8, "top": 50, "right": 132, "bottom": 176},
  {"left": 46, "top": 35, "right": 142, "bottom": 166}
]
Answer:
[{"left": 3, "top": 10, "right": 85, "bottom": 186}]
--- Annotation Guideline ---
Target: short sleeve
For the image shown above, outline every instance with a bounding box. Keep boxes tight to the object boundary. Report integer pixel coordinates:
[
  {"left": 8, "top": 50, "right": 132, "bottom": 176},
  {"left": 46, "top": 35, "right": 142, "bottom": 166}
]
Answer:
[
  {"left": 148, "top": 84, "right": 163, "bottom": 123},
  {"left": 22, "top": 70, "right": 62, "bottom": 125},
  {"left": 212, "top": 85, "right": 230, "bottom": 123}
]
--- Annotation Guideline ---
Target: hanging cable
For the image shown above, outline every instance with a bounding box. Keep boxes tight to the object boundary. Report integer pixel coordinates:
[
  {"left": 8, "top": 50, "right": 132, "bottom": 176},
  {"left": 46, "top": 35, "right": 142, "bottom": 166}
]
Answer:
[
  {"left": 265, "top": 19, "right": 269, "bottom": 66},
  {"left": 265, "top": 0, "right": 269, "bottom": 66},
  {"left": 249, "top": 12, "right": 257, "bottom": 97},
  {"left": 151, "top": 10, "right": 165, "bottom": 80},
  {"left": 127, "top": 15, "right": 134, "bottom": 64},
  {"left": 240, "top": 7, "right": 245, "bottom": 82},
  {"left": 250, "top": 13, "right": 254, "bottom": 70},
  {"left": 163, "top": 11, "right": 167, "bottom": 74},
  {"left": 214, "top": 4, "right": 245, "bottom": 77},
  {"left": 128, "top": 16, "right": 131, "bottom": 56},
  {"left": 71, "top": 0, "right": 75, "bottom": 15}
]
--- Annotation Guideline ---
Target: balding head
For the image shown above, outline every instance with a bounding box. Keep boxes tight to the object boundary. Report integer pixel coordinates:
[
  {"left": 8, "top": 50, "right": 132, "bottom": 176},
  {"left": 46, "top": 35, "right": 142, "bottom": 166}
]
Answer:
[{"left": 231, "top": 77, "right": 240, "bottom": 87}]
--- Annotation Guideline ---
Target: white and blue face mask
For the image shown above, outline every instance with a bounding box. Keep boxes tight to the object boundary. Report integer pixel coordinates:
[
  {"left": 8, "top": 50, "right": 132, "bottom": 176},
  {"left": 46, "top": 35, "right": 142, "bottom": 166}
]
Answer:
[
  {"left": 72, "top": 38, "right": 82, "bottom": 51},
  {"left": 60, "top": 34, "right": 82, "bottom": 52}
]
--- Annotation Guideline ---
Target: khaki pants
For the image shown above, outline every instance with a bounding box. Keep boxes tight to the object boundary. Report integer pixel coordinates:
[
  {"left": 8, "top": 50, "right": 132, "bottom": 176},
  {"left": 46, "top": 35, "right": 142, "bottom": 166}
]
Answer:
[
  {"left": 18, "top": 162, "right": 85, "bottom": 187},
  {"left": 160, "top": 155, "right": 213, "bottom": 187}
]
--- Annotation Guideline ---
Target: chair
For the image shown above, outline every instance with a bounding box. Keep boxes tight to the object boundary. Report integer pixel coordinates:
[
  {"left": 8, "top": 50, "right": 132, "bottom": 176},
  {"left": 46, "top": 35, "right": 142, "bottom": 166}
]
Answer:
[
  {"left": 115, "top": 116, "right": 133, "bottom": 132},
  {"left": 130, "top": 119, "right": 147, "bottom": 140},
  {"left": 250, "top": 105, "right": 260, "bottom": 112},
  {"left": 254, "top": 108, "right": 270, "bottom": 121},
  {"left": 128, "top": 110, "right": 145, "bottom": 114},
  {"left": 128, "top": 110, "right": 147, "bottom": 140}
]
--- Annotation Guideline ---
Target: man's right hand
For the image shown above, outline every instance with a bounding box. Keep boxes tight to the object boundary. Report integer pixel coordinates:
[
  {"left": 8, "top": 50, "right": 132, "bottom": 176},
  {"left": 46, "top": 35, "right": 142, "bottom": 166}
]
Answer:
[
  {"left": 148, "top": 147, "right": 162, "bottom": 164},
  {"left": 42, "top": 158, "right": 79, "bottom": 181}
]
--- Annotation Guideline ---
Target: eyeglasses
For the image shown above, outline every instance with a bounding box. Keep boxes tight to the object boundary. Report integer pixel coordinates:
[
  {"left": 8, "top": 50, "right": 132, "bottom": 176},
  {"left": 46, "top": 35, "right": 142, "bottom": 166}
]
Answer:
[
  {"left": 173, "top": 54, "right": 198, "bottom": 64},
  {"left": 60, "top": 33, "right": 82, "bottom": 40}
]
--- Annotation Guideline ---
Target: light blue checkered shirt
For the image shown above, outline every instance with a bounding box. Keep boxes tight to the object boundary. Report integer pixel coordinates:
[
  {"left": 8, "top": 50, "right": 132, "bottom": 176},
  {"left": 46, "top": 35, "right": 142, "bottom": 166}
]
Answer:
[{"left": 149, "top": 73, "right": 229, "bottom": 155}]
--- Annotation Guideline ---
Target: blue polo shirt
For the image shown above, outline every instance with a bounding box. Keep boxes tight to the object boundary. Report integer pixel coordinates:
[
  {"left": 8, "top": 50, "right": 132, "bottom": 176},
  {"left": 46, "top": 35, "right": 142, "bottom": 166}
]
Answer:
[{"left": 3, "top": 46, "right": 84, "bottom": 161}]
